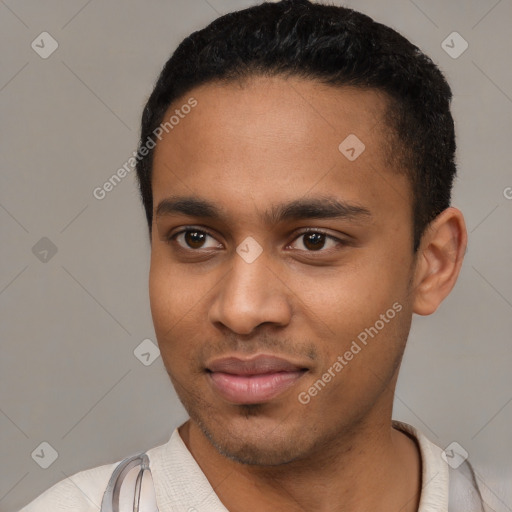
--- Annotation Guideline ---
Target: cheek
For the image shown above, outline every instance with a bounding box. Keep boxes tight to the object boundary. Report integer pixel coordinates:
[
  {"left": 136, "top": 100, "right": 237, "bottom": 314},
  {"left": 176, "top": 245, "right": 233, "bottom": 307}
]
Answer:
[
  {"left": 312, "top": 264, "right": 405, "bottom": 330},
  {"left": 149, "top": 250, "right": 198, "bottom": 325},
  {"left": 149, "top": 262, "right": 173, "bottom": 330},
  {"left": 148, "top": 255, "right": 193, "bottom": 350},
  {"left": 148, "top": 254, "right": 210, "bottom": 368},
  {"left": 306, "top": 250, "right": 412, "bottom": 372}
]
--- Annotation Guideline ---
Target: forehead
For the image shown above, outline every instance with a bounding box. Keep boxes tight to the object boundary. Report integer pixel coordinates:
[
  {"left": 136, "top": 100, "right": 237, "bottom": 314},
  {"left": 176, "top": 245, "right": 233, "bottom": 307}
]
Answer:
[{"left": 151, "top": 75, "right": 410, "bottom": 224}]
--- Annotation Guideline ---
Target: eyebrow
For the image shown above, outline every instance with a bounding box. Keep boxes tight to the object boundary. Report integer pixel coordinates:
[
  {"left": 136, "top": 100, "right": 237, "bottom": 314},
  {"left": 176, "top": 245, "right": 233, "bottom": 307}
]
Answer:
[{"left": 155, "top": 195, "right": 372, "bottom": 225}]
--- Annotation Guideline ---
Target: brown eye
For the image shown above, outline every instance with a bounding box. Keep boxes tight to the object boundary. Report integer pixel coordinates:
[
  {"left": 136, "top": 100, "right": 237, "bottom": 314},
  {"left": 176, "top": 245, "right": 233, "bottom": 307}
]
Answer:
[
  {"left": 302, "top": 232, "right": 327, "bottom": 251},
  {"left": 167, "top": 228, "right": 222, "bottom": 251},
  {"left": 184, "top": 230, "right": 207, "bottom": 249},
  {"left": 289, "top": 229, "right": 342, "bottom": 253}
]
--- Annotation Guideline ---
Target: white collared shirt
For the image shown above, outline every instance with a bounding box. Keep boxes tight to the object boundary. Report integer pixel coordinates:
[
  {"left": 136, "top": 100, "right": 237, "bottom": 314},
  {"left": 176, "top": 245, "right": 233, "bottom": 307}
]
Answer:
[{"left": 20, "top": 420, "right": 451, "bottom": 511}]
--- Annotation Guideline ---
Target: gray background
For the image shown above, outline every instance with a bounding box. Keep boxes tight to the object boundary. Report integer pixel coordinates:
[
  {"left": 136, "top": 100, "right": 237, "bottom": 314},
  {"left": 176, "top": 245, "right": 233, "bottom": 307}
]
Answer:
[{"left": 1, "top": 0, "right": 511, "bottom": 510}]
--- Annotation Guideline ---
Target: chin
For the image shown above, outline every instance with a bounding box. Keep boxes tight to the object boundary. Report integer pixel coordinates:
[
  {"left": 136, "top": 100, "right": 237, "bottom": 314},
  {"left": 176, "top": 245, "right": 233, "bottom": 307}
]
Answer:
[
  {"left": 204, "top": 427, "right": 304, "bottom": 466},
  {"left": 194, "top": 407, "right": 311, "bottom": 466}
]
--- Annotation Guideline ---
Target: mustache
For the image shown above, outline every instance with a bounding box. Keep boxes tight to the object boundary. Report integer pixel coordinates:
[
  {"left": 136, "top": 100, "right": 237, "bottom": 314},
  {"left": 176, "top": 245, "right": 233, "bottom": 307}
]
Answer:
[{"left": 197, "top": 333, "right": 318, "bottom": 363}]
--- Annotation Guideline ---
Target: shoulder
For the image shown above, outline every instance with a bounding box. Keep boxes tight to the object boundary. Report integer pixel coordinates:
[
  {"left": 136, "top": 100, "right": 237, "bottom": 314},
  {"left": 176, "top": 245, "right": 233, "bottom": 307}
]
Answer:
[
  {"left": 19, "top": 461, "right": 117, "bottom": 512},
  {"left": 19, "top": 434, "right": 173, "bottom": 512},
  {"left": 392, "top": 420, "right": 487, "bottom": 512}
]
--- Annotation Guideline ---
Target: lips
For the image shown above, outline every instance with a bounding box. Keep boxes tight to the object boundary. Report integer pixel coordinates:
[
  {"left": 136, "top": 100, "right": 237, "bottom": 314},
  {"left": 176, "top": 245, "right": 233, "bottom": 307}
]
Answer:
[{"left": 206, "top": 354, "right": 308, "bottom": 404}]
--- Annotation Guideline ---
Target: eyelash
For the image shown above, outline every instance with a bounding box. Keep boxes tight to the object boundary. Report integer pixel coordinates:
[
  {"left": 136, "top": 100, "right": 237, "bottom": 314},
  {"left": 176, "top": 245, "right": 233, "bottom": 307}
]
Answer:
[{"left": 165, "top": 226, "right": 346, "bottom": 254}]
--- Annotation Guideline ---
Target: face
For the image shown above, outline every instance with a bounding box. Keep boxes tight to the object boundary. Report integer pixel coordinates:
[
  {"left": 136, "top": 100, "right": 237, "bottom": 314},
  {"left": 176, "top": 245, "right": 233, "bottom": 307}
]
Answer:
[{"left": 149, "top": 75, "right": 417, "bottom": 466}]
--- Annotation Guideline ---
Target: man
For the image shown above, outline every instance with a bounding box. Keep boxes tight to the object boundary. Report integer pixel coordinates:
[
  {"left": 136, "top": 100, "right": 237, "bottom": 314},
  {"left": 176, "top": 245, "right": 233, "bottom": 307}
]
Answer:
[{"left": 20, "top": 1, "right": 487, "bottom": 511}]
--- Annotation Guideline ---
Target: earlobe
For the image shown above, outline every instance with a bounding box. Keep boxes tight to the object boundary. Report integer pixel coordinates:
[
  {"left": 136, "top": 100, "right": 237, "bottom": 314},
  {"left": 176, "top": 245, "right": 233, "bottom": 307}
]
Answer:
[{"left": 412, "top": 207, "right": 467, "bottom": 316}]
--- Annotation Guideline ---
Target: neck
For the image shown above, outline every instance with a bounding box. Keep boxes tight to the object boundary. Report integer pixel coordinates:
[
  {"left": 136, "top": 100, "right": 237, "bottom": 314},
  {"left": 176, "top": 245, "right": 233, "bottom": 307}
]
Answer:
[{"left": 178, "top": 412, "right": 421, "bottom": 512}]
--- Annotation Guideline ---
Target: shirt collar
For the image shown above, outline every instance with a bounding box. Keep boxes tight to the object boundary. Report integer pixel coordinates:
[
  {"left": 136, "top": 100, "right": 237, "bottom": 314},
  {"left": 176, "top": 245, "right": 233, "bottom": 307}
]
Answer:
[
  {"left": 147, "top": 420, "right": 449, "bottom": 512},
  {"left": 392, "top": 419, "right": 449, "bottom": 512}
]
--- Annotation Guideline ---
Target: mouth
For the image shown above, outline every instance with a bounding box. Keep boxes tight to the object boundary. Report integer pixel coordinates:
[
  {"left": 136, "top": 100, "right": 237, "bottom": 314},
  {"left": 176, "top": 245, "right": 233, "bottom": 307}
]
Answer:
[{"left": 206, "top": 354, "right": 309, "bottom": 404}]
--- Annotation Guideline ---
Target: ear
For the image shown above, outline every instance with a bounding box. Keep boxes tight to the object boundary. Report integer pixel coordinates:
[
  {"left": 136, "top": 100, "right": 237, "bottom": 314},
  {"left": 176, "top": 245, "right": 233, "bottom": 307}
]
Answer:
[{"left": 412, "top": 207, "right": 468, "bottom": 316}]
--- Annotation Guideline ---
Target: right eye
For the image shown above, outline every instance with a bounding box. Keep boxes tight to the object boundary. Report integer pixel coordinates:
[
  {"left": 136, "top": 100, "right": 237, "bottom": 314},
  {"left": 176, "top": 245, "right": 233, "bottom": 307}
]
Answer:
[{"left": 166, "top": 227, "right": 223, "bottom": 251}]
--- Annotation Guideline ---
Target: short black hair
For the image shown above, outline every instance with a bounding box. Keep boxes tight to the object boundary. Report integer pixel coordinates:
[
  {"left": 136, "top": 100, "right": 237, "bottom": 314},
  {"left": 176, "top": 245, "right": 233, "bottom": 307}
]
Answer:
[{"left": 136, "top": 0, "right": 456, "bottom": 252}]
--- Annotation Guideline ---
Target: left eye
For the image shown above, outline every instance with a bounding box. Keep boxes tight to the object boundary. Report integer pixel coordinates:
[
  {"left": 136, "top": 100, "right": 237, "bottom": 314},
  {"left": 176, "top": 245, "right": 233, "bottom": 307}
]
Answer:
[
  {"left": 288, "top": 230, "right": 341, "bottom": 252},
  {"left": 167, "top": 228, "right": 343, "bottom": 252}
]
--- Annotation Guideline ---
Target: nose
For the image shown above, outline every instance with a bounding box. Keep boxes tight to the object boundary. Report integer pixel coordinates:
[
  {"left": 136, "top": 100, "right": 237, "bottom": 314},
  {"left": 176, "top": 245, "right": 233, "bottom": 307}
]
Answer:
[{"left": 208, "top": 249, "right": 292, "bottom": 335}]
